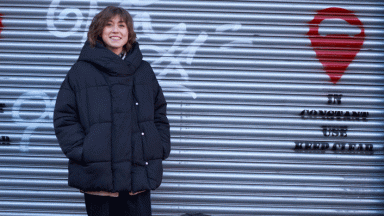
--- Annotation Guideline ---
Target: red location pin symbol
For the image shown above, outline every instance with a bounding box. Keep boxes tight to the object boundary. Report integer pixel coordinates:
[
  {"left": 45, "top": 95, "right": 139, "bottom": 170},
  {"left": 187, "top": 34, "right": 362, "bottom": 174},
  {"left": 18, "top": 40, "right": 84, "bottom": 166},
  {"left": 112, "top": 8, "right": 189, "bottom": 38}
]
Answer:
[
  {"left": 307, "top": 7, "right": 365, "bottom": 84},
  {"left": 0, "top": 13, "right": 3, "bottom": 36}
]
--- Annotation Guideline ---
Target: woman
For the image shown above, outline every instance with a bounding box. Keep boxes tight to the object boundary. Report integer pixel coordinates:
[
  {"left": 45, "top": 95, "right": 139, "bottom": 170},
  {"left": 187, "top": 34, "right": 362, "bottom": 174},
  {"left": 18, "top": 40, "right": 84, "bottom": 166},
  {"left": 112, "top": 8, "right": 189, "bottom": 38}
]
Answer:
[{"left": 54, "top": 6, "right": 170, "bottom": 216}]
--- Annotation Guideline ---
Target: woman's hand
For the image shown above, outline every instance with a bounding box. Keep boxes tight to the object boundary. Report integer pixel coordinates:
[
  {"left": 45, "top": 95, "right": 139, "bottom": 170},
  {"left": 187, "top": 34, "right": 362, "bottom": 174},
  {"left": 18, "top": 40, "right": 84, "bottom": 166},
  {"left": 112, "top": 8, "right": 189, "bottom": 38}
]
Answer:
[{"left": 129, "top": 190, "right": 146, "bottom": 196}]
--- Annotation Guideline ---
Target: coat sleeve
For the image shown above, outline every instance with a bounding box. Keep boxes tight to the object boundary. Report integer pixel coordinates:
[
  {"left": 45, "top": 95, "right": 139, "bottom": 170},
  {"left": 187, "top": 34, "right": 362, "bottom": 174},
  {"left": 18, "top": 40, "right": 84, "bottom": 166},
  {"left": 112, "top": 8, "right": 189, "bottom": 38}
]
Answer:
[
  {"left": 54, "top": 75, "right": 85, "bottom": 163},
  {"left": 153, "top": 78, "right": 171, "bottom": 160}
]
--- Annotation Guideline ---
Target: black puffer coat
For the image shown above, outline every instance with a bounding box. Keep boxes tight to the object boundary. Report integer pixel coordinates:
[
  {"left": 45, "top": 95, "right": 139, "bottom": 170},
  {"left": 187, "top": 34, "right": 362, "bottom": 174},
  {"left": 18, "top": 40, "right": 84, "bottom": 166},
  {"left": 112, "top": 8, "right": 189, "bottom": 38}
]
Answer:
[{"left": 54, "top": 41, "right": 170, "bottom": 193}]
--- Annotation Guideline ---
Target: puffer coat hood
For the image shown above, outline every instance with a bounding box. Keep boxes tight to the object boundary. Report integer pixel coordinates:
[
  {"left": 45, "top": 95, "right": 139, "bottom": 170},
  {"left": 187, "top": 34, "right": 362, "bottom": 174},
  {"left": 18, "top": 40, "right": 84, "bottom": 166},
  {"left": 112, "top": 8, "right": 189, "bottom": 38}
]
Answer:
[
  {"left": 54, "top": 41, "right": 170, "bottom": 193},
  {"left": 78, "top": 41, "right": 143, "bottom": 76}
]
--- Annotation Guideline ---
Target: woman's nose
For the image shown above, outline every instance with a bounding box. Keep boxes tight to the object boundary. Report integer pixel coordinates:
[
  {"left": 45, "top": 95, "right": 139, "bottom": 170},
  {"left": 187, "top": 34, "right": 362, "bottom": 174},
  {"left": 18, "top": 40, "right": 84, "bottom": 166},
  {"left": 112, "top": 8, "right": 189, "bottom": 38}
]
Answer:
[{"left": 112, "top": 25, "right": 118, "bottom": 32}]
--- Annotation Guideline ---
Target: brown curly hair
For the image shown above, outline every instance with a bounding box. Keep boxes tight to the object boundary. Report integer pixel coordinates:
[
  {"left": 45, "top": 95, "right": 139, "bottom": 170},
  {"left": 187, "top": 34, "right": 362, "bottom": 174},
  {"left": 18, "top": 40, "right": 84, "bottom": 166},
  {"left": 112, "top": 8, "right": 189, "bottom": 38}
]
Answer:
[{"left": 87, "top": 6, "right": 136, "bottom": 51}]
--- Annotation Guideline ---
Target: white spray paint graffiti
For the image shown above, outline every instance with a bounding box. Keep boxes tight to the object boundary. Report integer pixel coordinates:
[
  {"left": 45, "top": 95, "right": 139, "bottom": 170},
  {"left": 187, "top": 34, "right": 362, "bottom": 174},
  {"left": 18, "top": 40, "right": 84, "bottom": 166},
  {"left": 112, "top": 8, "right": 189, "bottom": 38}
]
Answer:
[
  {"left": 6, "top": 0, "right": 249, "bottom": 152},
  {"left": 47, "top": 0, "right": 97, "bottom": 42},
  {"left": 12, "top": 91, "right": 56, "bottom": 152},
  {"left": 47, "top": 0, "right": 200, "bottom": 98},
  {"left": 135, "top": 12, "right": 207, "bottom": 99},
  {"left": 46, "top": 0, "right": 247, "bottom": 99},
  {"left": 216, "top": 23, "right": 253, "bottom": 49}
]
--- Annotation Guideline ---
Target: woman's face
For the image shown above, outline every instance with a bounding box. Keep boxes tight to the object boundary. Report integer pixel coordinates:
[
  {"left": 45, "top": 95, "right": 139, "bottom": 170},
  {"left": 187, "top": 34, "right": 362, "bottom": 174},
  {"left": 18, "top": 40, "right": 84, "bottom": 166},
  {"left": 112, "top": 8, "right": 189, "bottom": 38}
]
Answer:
[{"left": 101, "top": 15, "right": 129, "bottom": 55}]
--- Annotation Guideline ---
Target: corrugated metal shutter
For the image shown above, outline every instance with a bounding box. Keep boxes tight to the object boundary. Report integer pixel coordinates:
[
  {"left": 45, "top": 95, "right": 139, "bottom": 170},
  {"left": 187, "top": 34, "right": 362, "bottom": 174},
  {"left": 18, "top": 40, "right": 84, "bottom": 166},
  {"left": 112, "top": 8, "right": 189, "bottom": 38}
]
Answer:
[{"left": 0, "top": 0, "right": 383, "bottom": 215}]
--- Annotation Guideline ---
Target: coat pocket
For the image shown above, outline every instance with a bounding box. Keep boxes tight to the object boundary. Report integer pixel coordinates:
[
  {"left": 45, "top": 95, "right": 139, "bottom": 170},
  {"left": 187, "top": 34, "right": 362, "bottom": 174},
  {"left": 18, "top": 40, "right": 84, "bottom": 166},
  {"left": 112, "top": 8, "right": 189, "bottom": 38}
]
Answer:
[
  {"left": 82, "top": 122, "right": 112, "bottom": 163},
  {"left": 68, "top": 160, "right": 113, "bottom": 192},
  {"left": 140, "top": 121, "right": 163, "bottom": 160}
]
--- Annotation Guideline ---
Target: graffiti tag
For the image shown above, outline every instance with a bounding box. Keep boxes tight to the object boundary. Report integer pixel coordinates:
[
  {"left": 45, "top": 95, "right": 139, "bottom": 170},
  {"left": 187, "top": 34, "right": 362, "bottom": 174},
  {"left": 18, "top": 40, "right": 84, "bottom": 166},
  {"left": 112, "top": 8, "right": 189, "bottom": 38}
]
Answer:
[{"left": 12, "top": 91, "right": 56, "bottom": 152}]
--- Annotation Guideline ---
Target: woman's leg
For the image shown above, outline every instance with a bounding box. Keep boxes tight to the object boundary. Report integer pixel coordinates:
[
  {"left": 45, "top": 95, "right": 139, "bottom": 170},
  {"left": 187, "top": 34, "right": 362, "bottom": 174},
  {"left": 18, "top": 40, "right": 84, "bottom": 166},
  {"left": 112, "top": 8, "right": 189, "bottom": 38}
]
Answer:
[
  {"left": 84, "top": 191, "right": 152, "bottom": 216},
  {"left": 84, "top": 193, "right": 111, "bottom": 216},
  {"left": 117, "top": 190, "right": 152, "bottom": 216}
]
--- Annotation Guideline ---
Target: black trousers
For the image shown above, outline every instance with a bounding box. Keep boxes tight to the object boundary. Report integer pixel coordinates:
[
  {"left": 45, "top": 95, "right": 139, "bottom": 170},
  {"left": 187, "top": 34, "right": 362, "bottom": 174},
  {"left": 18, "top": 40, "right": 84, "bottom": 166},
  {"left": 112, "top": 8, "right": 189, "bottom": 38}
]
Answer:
[{"left": 84, "top": 190, "right": 152, "bottom": 216}]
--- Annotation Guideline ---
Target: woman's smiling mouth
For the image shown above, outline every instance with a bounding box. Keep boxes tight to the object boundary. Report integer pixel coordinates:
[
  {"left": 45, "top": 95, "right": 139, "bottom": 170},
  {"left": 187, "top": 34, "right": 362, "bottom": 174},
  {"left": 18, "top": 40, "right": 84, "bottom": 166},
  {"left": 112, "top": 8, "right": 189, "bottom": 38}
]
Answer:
[{"left": 110, "top": 36, "right": 121, "bottom": 40}]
